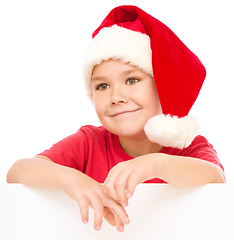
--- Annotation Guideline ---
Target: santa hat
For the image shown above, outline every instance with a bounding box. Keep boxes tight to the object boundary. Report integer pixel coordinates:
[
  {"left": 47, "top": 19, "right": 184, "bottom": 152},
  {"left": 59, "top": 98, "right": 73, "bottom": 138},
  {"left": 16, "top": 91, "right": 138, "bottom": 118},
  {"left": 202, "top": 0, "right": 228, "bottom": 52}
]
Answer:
[{"left": 83, "top": 5, "right": 206, "bottom": 149}]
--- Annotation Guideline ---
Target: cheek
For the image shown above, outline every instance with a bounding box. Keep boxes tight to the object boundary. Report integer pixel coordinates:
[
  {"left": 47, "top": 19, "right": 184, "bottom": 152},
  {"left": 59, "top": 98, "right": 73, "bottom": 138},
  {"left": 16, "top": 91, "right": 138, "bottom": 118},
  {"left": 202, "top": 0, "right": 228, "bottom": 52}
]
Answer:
[
  {"left": 93, "top": 102, "right": 101, "bottom": 119},
  {"left": 93, "top": 93, "right": 106, "bottom": 119},
  {"left": 141, "top": 86, "right": 161, "bottom": 115}
]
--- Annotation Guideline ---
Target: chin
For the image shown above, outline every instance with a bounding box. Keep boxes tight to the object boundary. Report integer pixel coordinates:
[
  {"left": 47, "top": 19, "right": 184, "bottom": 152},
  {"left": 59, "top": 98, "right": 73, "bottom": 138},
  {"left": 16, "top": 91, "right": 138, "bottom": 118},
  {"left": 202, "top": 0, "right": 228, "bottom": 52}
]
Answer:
[
  {"left": 116, "top": 128, "right": 146, "bottom": 140},
  {"left": 103, "top": 120, "right": 147, "bottom": 138}
]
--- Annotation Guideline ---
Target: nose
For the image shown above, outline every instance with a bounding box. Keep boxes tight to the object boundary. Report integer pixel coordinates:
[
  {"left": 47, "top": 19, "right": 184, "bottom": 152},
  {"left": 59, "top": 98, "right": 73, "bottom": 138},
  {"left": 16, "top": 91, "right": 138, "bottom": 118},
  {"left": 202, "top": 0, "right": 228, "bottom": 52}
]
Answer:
[{"left": 110, "top": 86, "right": 128, "bottom": 105}]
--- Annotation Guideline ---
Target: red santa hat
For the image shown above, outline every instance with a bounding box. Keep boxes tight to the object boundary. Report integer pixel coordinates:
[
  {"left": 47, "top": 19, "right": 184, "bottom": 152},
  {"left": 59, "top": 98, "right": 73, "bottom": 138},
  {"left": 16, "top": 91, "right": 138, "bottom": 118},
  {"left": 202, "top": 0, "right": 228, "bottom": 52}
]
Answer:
[{"left": 83, "top": 5, "right": 206, "bottom": 149}]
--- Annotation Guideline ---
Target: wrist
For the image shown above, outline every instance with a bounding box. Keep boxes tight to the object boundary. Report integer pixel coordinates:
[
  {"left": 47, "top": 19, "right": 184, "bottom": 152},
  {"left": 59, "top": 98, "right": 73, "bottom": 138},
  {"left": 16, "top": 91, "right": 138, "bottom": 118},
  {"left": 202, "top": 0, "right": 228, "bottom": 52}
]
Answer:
[
  {"left": 151, "top": 153, "right": 167, "bottom": 180},
  {"left": 59, "top": 166, "right": 81, "bottom": 191},
  {"left": 138, "top": 153, "right": 166, "bottom": 181}
]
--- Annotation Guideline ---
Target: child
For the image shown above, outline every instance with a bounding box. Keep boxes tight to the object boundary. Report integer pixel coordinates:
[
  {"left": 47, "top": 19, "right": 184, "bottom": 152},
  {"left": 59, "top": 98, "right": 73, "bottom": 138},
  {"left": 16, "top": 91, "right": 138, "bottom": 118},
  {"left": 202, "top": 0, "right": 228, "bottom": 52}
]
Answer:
[{"left": 7, "top": 5, "right": 225, "bottom": 232}]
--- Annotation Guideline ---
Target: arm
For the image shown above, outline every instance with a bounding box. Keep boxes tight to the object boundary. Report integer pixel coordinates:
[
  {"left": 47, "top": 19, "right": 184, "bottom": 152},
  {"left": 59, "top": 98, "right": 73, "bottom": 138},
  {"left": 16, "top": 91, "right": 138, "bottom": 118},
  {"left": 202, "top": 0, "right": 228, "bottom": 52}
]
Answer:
[
  {"left": 7, "top": 156, "right": 130, "bottom": 232},
  {"left": 155, "top": 153, "right": 225, "bottom": 187},
  {"left": 7, "top": 156, "right": 72, "bottom": 189},
  {"left": 104, "top": 153, "right": 226, "bottom": 207}
]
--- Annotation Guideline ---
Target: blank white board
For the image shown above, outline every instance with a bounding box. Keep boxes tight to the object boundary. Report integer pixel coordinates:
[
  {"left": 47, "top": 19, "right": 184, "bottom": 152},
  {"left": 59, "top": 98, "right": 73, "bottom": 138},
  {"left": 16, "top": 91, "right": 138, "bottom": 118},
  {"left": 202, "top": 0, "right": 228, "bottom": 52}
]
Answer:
[{"left": 0, "top": 184, "right": 233, "bottom": 240}]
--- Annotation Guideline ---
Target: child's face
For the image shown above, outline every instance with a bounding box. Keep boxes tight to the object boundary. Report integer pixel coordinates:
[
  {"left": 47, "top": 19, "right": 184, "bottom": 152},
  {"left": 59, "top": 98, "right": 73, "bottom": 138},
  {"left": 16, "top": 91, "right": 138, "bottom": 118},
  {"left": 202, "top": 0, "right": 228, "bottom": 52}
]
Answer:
[{"left": 91, "top": 59, "right": 161, "bottom": 139}]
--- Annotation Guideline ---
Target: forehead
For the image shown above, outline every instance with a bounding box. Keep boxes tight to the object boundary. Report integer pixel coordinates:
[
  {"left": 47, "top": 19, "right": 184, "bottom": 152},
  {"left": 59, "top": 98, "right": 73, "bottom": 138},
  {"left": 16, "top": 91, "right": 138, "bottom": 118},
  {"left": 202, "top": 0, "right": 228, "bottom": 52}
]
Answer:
[{"left": 92, "top": 59, "right": 144, "bottom": 80}]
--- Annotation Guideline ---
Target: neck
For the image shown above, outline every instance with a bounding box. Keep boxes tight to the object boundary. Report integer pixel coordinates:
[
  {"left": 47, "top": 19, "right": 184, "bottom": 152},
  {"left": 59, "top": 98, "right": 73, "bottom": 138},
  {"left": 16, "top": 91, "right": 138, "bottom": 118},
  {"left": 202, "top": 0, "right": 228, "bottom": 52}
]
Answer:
[{"left": 119, "top": 134, "right": 163, "bottom": 157}]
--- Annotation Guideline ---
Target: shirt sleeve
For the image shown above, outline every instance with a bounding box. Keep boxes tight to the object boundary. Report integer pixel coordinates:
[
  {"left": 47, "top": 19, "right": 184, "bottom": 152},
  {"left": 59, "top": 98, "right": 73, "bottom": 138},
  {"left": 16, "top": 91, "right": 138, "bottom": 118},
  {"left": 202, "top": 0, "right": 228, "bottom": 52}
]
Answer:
[{"left": 37, "top": 128, "right": 89, "bottom": 172}]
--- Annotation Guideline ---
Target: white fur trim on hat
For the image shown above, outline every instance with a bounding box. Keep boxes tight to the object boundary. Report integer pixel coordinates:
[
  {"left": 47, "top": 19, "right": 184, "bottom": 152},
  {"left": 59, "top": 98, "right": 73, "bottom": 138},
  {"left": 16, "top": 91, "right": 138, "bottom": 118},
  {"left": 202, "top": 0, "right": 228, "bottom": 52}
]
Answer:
[
  {"left": 83, "top": 25, "right": 153, "bottom": 100},
  {"left": 144, "top": 114, "right": 200, "bottom": 149}
]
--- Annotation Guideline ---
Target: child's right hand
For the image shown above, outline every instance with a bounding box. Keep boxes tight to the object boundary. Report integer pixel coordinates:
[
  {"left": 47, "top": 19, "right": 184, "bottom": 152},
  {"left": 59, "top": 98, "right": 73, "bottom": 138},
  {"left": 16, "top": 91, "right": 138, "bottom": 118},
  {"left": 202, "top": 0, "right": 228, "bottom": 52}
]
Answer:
[
  {"left": 62, "top": 169, "right": 130, "bottom": 232},
  {"left": 7, "top": 157, "right": 129, "bottom": 232}
]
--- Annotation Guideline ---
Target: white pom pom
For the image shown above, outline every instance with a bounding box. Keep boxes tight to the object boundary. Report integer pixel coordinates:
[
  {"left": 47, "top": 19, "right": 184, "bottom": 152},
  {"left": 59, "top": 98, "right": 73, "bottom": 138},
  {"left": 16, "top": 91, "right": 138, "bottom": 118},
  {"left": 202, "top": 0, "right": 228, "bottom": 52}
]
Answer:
[{"left": 144, "top": 115, "right": 200, "bottom": 149}]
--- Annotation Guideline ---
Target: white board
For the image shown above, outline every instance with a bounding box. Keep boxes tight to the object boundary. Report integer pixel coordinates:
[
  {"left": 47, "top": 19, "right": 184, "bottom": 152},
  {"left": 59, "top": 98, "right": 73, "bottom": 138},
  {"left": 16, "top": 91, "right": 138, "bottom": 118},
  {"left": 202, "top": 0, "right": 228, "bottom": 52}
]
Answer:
[{"left": 0, "top": 184, "right": 233, "bottom": 240}]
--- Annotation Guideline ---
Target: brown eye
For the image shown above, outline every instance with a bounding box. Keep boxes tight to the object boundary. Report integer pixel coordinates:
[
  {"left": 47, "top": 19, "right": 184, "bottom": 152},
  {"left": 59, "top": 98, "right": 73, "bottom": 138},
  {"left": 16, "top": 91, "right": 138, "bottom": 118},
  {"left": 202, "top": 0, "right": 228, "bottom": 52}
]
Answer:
[
  {"left": 127, "top": 78, "right": 139, "bottom": 85},
  {"left": 97, "top": 84, "right": 109, "bottom": 90}
]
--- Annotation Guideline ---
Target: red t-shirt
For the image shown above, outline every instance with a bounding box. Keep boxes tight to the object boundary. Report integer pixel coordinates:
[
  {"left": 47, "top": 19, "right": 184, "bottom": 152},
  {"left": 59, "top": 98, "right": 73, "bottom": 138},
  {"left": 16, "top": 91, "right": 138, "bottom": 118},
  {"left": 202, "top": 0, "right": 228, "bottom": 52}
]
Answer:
[{"left": 38, "top": 125, "right": 224, "bottom": 183}]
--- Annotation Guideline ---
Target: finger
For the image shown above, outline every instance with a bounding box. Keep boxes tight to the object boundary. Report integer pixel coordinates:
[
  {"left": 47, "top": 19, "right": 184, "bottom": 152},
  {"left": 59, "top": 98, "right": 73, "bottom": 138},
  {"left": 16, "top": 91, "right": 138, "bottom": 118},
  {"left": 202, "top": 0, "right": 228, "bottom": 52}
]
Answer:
[
  {"left": 104, "top": 171, "right": 118, "bottom": 201},
  {"left": 77, "top": 197, "right": 89, "bottom": 224},
  {"left": 103, "top": 206, "right": 116, "bottom": 226},
  {"left": 126, "top": 172, "right": 139, "bottom": 199},
  {"left": 113, "top": 209, "right": 125, "bottom": 232},
  {"left": 115, "top": 176, "right": 129, "bottom": 207},
  {"left": 103, "top": 184, "right": 118, "bottom": 202},
  {"left": 103, "top": 197, "right": 130, "bottom": 225},
  {"left": 105, "top": 165, "right": 130, "bottom": 206},
  {"left": 91, "top": 197, "right": 104, "bottom": 231}
]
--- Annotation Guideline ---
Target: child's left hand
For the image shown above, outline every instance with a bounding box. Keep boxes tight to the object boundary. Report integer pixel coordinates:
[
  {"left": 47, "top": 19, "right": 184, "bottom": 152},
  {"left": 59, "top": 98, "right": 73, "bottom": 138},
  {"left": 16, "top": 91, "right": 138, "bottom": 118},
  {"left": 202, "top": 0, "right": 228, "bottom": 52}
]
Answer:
[{"left": 104, "top": 154, "right": 161, "bottom": 207}]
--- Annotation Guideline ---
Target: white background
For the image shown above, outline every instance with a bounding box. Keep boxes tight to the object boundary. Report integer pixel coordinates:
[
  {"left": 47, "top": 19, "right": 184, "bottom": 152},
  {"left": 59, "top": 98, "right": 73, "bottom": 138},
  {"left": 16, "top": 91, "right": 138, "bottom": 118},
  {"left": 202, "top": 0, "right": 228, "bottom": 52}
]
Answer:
[{"left": 0, "top": 0, "right": 233, "bottom": 184}]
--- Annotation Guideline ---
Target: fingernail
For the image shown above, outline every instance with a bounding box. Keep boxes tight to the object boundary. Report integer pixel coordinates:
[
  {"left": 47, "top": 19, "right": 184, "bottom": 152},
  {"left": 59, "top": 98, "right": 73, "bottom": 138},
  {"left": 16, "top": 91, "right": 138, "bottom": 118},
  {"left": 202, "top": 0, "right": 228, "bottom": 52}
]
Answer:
[
  {"left": 95, "top": 225, "right": 101, "bottom": 231},
  {"left": 118, "top": 201, "right": 127, "bottom": 207},
  {"left": 125, "top": 216, "right": 130, "bottom": 223},
  {"left": 83, "top": 219, "right": 88, "bottom": 224},
  {"left": 119, "top": 225, "right": 124, "bottom": 232},
  {"left": 126, "top": 192, "right": 132, "bottom": 199}
]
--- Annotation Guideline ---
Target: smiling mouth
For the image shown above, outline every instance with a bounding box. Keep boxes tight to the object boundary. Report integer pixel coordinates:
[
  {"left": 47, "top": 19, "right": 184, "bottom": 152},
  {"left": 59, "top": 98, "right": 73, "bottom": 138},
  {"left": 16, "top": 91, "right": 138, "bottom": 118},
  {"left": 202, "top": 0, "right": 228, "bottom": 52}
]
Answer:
[{"left": 110, "top": 109, "right": 140, "bottom": 117}]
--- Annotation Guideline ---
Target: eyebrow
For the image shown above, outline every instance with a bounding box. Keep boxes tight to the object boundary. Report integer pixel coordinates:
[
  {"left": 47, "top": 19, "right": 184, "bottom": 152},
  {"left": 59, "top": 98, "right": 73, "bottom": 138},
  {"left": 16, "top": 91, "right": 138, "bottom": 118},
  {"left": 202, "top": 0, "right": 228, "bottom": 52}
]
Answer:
[
  {"left": 91, "top": 68, "right": 142, "bottom": 82},
  {"left": 91, "top": 76, "right": 107, "bottom": 82},
  {"left": 121, "top": 68, "right": 142, "bottom": 76}
]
